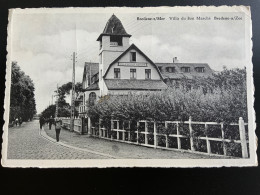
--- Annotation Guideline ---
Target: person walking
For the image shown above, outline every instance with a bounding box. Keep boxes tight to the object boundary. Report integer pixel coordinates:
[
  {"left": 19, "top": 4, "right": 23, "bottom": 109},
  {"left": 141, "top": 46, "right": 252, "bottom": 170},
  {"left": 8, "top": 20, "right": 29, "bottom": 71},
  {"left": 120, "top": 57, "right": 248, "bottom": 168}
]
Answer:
[
  {"left": 15, "top": 118, "right": 19, "bottom": 127},
  {"left": 49, "top": 116, "right": 54, "bottom": 130},
  {"left": 54, "top": 118, "right": 62, "bottom": 142},
  {"left": 18, "top": 117, "right": 22, "bottom": 126},
  {"left": 39, "top": 116, "right": 45, "bottom": 130}
]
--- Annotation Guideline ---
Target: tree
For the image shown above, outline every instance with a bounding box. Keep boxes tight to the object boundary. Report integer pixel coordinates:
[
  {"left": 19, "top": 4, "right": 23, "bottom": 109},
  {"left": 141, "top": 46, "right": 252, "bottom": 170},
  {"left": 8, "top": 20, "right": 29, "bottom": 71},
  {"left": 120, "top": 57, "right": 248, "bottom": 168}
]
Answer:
[
  {"left": 10, "top": 62, "right": 37, "bottom": 122},
  {"left": 41, "top": 81, "right": 83, "bottom": 118}
]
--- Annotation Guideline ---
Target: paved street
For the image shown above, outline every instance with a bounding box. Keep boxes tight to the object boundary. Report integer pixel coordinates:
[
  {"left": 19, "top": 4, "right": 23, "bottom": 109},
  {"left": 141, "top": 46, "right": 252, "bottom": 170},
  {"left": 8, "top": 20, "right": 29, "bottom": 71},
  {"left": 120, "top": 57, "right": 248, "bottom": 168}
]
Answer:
[
  {"left": 7, "top": 120, "right": 108, "bottom": 159},
  {"left": 8, "top": 120, "right": 224, "bottom": 159}
]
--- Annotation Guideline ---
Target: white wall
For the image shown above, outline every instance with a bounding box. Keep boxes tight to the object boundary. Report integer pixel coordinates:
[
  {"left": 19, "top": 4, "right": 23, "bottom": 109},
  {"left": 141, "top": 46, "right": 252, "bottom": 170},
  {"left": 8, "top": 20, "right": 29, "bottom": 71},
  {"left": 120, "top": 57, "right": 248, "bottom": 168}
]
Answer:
[{"left": 105, "top": 48, "right": 161, "bottom": 80}]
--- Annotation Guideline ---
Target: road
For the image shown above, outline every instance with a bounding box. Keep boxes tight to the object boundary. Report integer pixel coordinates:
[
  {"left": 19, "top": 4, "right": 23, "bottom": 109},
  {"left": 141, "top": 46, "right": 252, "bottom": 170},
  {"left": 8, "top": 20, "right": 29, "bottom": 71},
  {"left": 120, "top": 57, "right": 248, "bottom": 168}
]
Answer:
[
  {"left": 7, "top": 120, "right": 108, "bottom": 159},
  {"left": 7, "top": 120, "right": 220, "bottom": 159}
]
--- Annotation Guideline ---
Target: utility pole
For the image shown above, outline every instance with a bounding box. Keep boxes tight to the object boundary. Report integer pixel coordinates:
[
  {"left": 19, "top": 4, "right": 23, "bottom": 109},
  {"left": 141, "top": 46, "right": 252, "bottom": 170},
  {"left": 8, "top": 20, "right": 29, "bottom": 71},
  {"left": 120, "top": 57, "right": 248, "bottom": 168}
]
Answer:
[
  {"left": 55, "top": 84, "right": 59, "bottom": 118},
  {"left": 70, "top": 52, "right": 76, "bottom": 132}
]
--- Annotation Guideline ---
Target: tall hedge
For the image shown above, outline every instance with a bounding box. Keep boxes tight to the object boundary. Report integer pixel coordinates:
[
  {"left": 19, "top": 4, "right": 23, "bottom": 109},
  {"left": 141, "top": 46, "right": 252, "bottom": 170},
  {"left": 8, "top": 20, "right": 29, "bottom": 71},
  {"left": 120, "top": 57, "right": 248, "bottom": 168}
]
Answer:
[{"left": 87, "top": 67, "right": 247, "bottom": 124}]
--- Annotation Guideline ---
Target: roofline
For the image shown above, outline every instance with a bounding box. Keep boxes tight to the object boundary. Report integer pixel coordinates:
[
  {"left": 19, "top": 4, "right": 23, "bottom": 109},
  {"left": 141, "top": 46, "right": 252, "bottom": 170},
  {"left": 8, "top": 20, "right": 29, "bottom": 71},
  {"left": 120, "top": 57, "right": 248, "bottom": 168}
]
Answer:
[
  {"left": 103, "top": 44, "right": 164, "bottom": 80},
  {"left": 97, "top": 33, "right": 132, "bottom": 41},
  {"left": 107, "top": 88, "right": 165, "bottom": 91},
  {"left": 83, "top": 86, "right": 100, "bottom": 92},
  {"left": 155, "top": 62, "right": 209, "bottom": 65}
]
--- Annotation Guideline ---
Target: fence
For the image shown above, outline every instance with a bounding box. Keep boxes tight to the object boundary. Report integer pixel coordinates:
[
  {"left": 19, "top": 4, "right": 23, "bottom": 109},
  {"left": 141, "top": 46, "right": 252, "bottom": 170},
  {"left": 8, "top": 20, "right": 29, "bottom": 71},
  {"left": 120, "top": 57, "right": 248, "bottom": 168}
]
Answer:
[
  {"left": 61, "top": 117, "right": 82, "bottom": 133},
  {"left": 90, "top": 117, "right": 249, "bottom": 158}
]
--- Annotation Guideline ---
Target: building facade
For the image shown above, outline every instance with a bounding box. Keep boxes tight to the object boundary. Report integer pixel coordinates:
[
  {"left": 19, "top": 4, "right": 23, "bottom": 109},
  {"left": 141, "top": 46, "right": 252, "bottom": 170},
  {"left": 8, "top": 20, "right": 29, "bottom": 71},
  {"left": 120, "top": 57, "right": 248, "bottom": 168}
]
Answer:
[
  {"left": 78, "top": 14, "right": 214, "bottom": 119},
  {"left": 79, "top": 14, "right": 167, "bottom": 117}
]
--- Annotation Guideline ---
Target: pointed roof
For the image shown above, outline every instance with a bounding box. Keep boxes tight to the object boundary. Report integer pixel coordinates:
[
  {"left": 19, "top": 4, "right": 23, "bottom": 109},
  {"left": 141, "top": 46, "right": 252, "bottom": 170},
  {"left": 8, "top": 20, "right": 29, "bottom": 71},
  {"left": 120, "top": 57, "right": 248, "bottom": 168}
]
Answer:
[
  {"left": 82, "top": 62, "right": 99, "bottom": 81},
  {"left": 97, "top": 14, "right": 131, "bottom": 41},
  {"left": 103, "top": 44, "right": 164, "bottom": 80}
]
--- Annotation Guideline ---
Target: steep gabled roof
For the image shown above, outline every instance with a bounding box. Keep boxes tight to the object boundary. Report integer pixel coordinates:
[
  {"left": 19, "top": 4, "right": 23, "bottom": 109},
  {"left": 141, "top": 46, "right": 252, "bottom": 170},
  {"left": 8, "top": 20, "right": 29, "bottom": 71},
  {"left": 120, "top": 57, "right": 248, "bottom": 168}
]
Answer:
[
  {"left": 103, "top": 44, "right": 164, "bottom": 80},
  {"left": 82, "top": 62, "right": 99, "bottom": 83},
  {"left": 156, "top": 63, "right": 214, "bottom": 80},
  {"left": 97, "top": 14, "right": 131, "bottom": 41},
  {"left": 104, "top": 79, "right": 168, "bottom": 90}
]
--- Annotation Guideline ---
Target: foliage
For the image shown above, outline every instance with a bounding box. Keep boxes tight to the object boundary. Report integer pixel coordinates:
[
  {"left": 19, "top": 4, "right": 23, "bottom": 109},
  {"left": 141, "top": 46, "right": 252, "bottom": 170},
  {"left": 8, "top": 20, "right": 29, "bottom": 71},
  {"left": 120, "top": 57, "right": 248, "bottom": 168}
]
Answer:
[
  {"left": 44, "top": 81, "right": 83, "bottom": 118},
  {"left": 10, "top": 62, "right": 37, "bottom": 122},
  {"left": 87, "top": 67, "right": 247, "bottom": 127},
  {"left": 40, "top": 104, "right": 71, "bottom": 119},
  {"left": 56, "top": 82, "right": 83, "bottom": 106},
  {"left": 87, "top": 67, "right": 247, "bottom": 157}
]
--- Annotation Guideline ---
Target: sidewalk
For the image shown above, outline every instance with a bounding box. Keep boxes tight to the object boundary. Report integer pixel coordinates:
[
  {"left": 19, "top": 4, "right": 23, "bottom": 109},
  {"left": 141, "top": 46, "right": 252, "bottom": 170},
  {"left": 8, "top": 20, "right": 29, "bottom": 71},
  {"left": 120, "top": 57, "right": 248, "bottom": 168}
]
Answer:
[{"left": 44, "top": 124, "right": 226, "bottom": 159}]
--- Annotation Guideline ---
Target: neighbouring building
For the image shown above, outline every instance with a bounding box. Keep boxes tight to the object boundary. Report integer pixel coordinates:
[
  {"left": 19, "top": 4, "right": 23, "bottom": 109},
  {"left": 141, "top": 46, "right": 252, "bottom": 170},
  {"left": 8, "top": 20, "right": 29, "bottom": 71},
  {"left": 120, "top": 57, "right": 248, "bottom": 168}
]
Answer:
[
  {"left": 78, "top": 14, "right": 214, "bottom": 120},
  {"left": 156, "top": 58, "right": 214, "bottom": 88}
]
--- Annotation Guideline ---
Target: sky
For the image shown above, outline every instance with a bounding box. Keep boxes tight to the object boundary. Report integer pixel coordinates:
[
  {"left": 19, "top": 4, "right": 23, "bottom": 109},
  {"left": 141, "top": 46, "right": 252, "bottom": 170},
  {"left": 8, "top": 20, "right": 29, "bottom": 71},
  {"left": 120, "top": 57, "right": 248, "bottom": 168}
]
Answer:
[{"left": 10, "top": 10, "right": 246, "bottom": 113}]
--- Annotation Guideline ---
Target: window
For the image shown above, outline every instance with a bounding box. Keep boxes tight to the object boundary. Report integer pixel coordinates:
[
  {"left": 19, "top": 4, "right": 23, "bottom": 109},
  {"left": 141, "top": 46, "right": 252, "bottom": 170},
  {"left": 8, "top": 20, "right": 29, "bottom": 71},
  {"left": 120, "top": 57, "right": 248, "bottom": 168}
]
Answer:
[
  {"left": 181, "top": 67, "right": 190, "bottom": 73},
  {"left": 130, "top": 69, "right": 136, "bottom": 79},
  {"left": 87, "top": 76, "right": 90, "bottom": 86},
  {"left": 99, "top": 53, "right": 102, "bottom": 64},
  {"left": 130, "top": 52, "right": 136, "bottom": 62},
  {"left": 145, "top": 69, "right": 151, "bottom": 79},
  {"left": 166, "top": 67, "right": 175, "bottom": 73},
  {"left": 89, "top": 92, "right": 96, "bottom": 106},
  {"left": 114, "top": 68, "right": 120, "bottom": 78},
  {"left": 158, "top": 66, "right": 162, "bottom": 72},
  {"left": 110, "top": 36, "right": 122, "bottom": 46},
  {"left": 99, "top": 41, "right": 102, "bottom": 50},
  {"left": 195, "top": 67, "right": 205, "bottom": 73}
]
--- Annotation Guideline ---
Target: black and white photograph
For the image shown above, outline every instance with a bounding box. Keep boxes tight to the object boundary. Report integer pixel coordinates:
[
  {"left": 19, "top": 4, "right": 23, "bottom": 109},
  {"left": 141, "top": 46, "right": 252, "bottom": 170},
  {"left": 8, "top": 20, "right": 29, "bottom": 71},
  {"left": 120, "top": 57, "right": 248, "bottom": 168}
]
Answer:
[{"left": 1, "top": 6, "right": 256, "bottom": 167}]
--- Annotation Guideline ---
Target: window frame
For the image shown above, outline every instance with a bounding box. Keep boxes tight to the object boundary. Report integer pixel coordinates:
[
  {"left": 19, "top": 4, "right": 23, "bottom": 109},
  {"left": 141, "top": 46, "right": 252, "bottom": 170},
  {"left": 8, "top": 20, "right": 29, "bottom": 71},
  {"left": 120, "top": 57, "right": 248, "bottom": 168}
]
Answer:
[
  {"left": 130, "top": 68, "right": 137, "bottom": 79},
  {"left": 166, "top": 67, "right": 175, "bottom": 73},
  {"left": 89, "top": 92, "right": 96, "bottom": 106},
  {"left": 130, "top": 52, "right": 137, "bottom": 62},
  {"left": 114, "top": 68, "right": 121, "bottom": 79},
  {"left": 195, "top": 67, "right": 205, "bottom": 73},
  {"left": 181, "top": 67, "right": 190, "bottom": 73},
  {"left": 145, "top": 69, "right": 151, "bottom": 79}
]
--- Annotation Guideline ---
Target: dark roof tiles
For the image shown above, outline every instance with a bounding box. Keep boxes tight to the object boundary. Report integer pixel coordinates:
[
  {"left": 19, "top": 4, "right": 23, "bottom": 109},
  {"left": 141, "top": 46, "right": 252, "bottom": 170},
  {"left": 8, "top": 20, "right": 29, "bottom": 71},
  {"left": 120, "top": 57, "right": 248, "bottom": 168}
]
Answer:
[
  {"left": 104, "top": 79, "right": 168, "bottom": 90},
  {"left": 97, "top": 14, "right": 131, "bottom": 41},
  {"left": 83, "top": 82, "right": 99, "bottom": 91},
  {"left": 156, "top": 63, "right": 214, "bottom": 80}
]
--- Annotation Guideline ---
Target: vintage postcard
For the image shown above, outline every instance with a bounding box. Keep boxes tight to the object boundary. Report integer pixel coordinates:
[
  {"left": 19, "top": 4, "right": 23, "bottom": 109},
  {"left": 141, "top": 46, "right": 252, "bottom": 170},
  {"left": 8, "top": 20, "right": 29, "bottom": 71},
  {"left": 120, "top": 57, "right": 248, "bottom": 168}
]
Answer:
[{"left": 2, "top": 6, "right": 257, "bottom": 167}]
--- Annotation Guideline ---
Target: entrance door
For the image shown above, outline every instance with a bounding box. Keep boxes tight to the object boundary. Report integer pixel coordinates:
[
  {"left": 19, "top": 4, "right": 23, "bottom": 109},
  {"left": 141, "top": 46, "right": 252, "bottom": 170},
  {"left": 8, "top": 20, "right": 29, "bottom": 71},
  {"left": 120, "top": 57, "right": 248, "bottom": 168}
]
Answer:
[{"left": 81, "top": 117, "right": 88, "bottom": 134}]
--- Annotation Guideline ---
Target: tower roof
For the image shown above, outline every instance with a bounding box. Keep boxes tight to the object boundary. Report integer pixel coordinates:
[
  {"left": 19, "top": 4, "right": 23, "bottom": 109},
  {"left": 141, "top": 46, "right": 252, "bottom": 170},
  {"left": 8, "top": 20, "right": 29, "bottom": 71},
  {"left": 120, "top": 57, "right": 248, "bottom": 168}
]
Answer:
[{"left": 97, "top": 14, "right": 131, "bottom": 41}]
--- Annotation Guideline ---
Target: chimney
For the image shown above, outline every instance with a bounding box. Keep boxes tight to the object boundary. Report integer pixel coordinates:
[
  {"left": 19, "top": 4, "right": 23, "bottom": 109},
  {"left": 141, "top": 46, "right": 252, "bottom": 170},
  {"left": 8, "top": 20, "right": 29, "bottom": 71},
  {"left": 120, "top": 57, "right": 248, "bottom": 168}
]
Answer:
[{"left": 173, "top": 57, "right": 178, "bottom": 63}]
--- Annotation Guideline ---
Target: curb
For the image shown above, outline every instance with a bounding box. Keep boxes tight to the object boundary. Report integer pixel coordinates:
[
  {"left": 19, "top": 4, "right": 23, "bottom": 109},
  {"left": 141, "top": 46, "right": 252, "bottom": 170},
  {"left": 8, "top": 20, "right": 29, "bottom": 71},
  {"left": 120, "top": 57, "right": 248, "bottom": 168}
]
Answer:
[{"left": 39, "top": 127, "right": 119, "bottom": 159}]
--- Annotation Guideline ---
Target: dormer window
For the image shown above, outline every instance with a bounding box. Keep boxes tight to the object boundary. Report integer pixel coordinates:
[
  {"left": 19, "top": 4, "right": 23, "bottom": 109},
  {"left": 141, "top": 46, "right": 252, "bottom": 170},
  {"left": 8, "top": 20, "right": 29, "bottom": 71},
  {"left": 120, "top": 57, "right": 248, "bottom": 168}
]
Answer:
[
  {"left": 110, "top": 35, "right": 122, "bottom": 46},
  {"left": 166, "top": 67, "right": 175, "bottom": 73},
  {"left": 195, "top": 67, "right": 205, "bottom": 73},
  {"left": 181, "top": 67, "right": 190, "bottom": 73},
  {"left": 130, "top": 52, "right": 136, "bottom": 62}
]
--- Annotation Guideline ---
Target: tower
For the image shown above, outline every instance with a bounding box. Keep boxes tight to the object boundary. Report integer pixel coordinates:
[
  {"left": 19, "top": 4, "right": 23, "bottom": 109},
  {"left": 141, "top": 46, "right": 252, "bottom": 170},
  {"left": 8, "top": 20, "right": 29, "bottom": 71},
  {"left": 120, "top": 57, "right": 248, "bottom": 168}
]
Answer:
[{"left": 97, "top": 14, "right": 132, "bottom": 96}]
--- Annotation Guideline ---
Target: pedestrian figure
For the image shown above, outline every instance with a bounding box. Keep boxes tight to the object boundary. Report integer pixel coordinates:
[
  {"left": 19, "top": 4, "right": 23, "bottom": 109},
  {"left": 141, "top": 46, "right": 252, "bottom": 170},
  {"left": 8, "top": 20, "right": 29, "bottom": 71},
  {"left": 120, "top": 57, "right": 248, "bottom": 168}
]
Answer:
[
  {"left": 49, "top": 116, "right": 54, "bottom": 130},
  {"left": 54, "top": 118, "right": 62, "bottom": 142},
  {"left": 18, "top": 117, "right": 22, "bottom": 126},
  {"left": 15, "top": 118, "right": 19, "bottom": 127},
  {"left": 39, "top": 116, "right": 45, "bottom": 130}
]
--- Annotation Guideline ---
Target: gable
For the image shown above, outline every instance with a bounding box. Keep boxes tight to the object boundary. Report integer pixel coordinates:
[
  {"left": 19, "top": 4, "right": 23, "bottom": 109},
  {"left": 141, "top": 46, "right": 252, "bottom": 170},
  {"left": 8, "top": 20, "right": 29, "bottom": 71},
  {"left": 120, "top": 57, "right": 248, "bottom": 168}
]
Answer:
[{"left": 103, "top": 44, "right": 164, "bottom": 80}]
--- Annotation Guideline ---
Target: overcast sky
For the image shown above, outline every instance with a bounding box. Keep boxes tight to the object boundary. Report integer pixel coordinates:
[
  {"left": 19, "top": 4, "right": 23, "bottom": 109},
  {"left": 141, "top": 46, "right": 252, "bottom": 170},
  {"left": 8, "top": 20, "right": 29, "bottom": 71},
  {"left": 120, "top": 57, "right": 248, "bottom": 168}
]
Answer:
[{"left": 10, "top": 10, "right": 246, "bottom": 113}]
